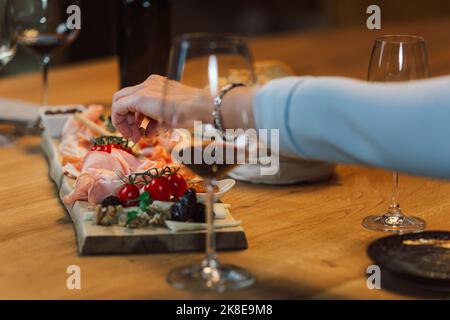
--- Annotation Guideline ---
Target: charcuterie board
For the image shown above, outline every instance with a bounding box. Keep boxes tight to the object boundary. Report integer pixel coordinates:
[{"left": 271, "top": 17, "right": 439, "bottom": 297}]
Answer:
[{"left": 41, "top": 124, "right": 247, "bottom": 255}]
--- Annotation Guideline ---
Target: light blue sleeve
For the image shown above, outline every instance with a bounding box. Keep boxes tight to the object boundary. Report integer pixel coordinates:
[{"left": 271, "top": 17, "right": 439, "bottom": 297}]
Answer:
[{"left": 253, "top": 76, "right": 450, "bottom": 179}]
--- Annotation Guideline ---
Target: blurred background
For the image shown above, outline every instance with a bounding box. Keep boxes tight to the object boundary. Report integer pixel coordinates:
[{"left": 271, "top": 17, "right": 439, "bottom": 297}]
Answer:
[{"left": 2, "top": 0, "right": 450, "bottom": 77}]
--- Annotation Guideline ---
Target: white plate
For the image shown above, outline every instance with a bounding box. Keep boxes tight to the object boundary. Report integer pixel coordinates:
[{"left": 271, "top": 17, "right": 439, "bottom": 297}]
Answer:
[{"left": 196, "top": 178, "right": 236, "bottom": 203}]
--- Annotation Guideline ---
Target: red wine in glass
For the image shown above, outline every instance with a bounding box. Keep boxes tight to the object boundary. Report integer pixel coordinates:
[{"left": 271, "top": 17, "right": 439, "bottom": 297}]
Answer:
[
  {"left": 18, "top": 33, "right": 74, "bottom": 56},
  {"left": 178, "top": 142, "right": 242, "bottom": 179}
]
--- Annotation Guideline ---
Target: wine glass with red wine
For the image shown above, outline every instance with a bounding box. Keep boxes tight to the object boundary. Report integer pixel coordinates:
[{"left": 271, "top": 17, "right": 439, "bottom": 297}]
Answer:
[
  {"left": 161, "top": 33, "right": 256, "bottom": 292},
  {"left": 7, "top": 0, "right": 80, "bottom": 106}
]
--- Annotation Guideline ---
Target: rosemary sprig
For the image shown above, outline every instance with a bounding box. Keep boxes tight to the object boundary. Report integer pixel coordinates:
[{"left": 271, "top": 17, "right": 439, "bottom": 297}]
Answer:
[
  {"left": 131, "top": 166, "right": 180, "bottom": 182},
  {"left": 91, "top": 136, "right": 130, "bottom": 149}
]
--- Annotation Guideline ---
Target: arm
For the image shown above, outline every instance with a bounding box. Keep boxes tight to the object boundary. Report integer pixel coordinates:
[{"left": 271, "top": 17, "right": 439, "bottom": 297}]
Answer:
[
  {"left": 253, "top": 76, "right": 450, "bottom": 179},
  {"left": 111, "top": 74, "right": 450, "bottom": 179}
]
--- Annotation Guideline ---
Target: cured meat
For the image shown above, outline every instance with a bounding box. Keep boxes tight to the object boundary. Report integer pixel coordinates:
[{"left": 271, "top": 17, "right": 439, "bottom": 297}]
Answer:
[
  {"left": 81, "top": 149, "right": 143, "bottom": 176},
  {"left": 63, "top": 149, "right": 167, "bottom": 205},
  {"left": 64, "top": 168, "right": 123, "bottom": 205},
  {"left": 61, "top": 104, "right": 104, "bottom": 142}
]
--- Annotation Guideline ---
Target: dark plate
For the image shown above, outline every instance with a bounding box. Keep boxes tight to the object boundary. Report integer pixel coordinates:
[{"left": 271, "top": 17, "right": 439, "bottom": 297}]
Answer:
[{"left": 368, "top": 231, "right": 450, "bottom": 291}]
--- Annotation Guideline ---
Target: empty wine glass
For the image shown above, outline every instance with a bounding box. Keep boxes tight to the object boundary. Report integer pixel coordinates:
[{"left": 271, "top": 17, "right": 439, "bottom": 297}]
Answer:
[
  {"left": 362, "top": 35, "right": 428, "bottom": 233},
  {"left": 0, "top": 0, "right": 17, "bottom": 147},
  {"left": 160, "top": 33, "right": 255, "bottom": 291},
  {"left": 7, "top": 0, "right": 80, "bottom": 106}
]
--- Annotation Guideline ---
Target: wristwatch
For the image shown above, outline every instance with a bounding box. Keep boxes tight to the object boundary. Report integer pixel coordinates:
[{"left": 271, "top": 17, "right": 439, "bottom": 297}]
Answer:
[{"left": 212, "top": 83, "right": 245, "bottom": 132}]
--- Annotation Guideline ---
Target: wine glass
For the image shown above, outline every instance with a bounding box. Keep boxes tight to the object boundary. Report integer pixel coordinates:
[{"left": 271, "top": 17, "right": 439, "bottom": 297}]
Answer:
[
  {"left": 7, "top": 0, "right": 80, "bottom": 106},
  {"left": 0, "top": 0, "right": 17, "bottom": 147},
  {"left": 161, "top": 33, "right": 255, "bottom": 291},
  {"left": 362, "top": 35, "right": 428, "bottom": 233}
]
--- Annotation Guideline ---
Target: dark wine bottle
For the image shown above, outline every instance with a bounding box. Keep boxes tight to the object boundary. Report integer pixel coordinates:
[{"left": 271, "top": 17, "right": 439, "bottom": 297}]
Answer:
[{"left": 117, "top": 0, "right": 171, "bottom": 88}]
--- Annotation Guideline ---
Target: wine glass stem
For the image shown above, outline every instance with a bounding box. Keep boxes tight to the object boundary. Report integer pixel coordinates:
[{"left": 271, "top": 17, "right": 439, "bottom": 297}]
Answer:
[
  {"left": 203, "top": 179, "right": 218, "bottom": 267},
  {"left": 387, "top": 171, "right": 403, "bottom": 216},
  {"left": 42, "top": 55, "right": 50, "bottom": 106}
]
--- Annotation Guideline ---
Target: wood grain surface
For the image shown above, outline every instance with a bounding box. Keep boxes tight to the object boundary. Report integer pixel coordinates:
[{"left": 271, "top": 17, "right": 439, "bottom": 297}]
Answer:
[{"left": 1, "top": 19, "right": 450, "bottom": 299}]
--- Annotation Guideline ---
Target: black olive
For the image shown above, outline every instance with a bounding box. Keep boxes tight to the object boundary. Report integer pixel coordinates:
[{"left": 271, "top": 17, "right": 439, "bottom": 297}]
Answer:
[
  {"left": 170, "top": 201, "right": 192, "bottom": 222},
  {"left": 180, "top": 188, "right": 197, "bottom": 205},
  {"left": 101, "top": 196, "right": 123, "bottom": 207},
  {"left": 191, "top": 203, "right": 207, "bottom": 223}
]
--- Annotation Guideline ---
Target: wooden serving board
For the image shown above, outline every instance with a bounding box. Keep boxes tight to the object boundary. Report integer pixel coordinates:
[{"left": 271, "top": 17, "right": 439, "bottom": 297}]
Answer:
[{"left": 40, "top": 131, "right": 248, "bottom": 255}]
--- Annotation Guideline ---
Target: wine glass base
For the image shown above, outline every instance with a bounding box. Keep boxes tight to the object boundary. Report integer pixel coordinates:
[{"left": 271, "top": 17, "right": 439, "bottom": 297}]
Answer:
[
  {"left": 167, "top": 263, "right": 255, "bottom": 292},
  {"left": 362, "top": 214, "right": 426, "bottom": 233},
  {"left": 0, "top": 134, "right": 16, "bottom": 148}
]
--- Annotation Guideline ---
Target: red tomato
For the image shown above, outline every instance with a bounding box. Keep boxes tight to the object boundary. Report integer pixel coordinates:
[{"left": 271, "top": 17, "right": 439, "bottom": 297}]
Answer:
[
  {"left": 111, "top": 144, "right": 133, "bottom": 155},
  {"left": 91, "top": 145, "right": 111, "bottom": 153},
  {"left": 117, "top": 184, "right": 140, "bottom": 207},
  {"left": 167, "top": 173, "right": 188, "bottom": 198},
  {"left": 91, "top": 144, "right": 133, "bottom": 154},
  {"left": 144, "top": 177, "right": 172, "bottom": 201},
  {"left": 111, "top": 144, "right": 123, "bottom": 151},
  {"left": 103, "top": 145, "right": 112, "bottom": 153}
]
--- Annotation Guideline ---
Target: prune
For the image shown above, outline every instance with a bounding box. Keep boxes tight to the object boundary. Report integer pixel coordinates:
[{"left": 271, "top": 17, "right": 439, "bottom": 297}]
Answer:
[
  {"left": 191, "top": 203, "right": 207, "bottom": 223},
  {"left": 170, "top": 201, "right": 192, "bottom": 222},
  {"left": 180, "top": 188, "right": 197, "bottom": 205},
  {"left": 169, "top": 189, "right": 213, "bottom": 223}
]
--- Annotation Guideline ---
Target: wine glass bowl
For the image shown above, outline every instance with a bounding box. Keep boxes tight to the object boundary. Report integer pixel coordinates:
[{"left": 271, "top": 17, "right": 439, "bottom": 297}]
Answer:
[
  {"left": 362, "top": 35, "right": 428, "bottom": 233},
  {"left": 9, "top": 0, "right": 80, "bottom": 55},
  {"left": 8, "top": 0, "right": 80, "bottom": 106},
  {"left": 161, "top": 33, "right": 255, "bottom": 291},
  {"left": 368, "top": 35, "right": 429, "bottom": 82}
]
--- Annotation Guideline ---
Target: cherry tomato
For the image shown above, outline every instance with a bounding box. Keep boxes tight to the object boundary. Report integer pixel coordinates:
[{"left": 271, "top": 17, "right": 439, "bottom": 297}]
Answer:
[
  {"left": 117, "top": 184, "right": 140, "bottom": 207},
  {"left": 144, "top": 176, "right": 172, "bottom": 201},
  {"left": 111, "top": 144, "right": 133, "bottom": 154},
  {"left": 103, "top": 145, "right": 112, "bottom": 153},
  {"left": 91, "top": 145, "right": 109, "bottom": 152},
  {"left": 91, "top": 144, "right": 132, "bottom": 154},
  {"left": 167, "top": 173, "right": 188, "bottom": 198},
  {"left": 111, "top": 144, "right": 122, "bottom": 151}
]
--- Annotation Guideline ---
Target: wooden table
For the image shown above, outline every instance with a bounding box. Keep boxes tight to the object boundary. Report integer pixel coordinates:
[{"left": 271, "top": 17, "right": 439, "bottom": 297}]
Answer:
[{"left": 2, "top": 19, "right": 450, "bottom": 299}]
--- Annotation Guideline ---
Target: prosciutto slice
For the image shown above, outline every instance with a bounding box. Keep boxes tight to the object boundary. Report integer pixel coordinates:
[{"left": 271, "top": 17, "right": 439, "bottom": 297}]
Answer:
[
  {"left": 63, "top": 168, "right": 123, "bottom": 205},
  {"left": 81, "top": 149, "right": 143, "bottom": 175},
  {"left": 64, "top": 149, "right": 145, "bottom": 205}
]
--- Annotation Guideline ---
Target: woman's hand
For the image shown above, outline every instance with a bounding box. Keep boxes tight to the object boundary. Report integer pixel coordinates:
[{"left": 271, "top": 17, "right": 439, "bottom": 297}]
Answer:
[
  {"left": 111, "top": 74, "right": 211, "bottom": 142},
  {"left": 112, "top": 74, "right": 256, "bottom": 142}
]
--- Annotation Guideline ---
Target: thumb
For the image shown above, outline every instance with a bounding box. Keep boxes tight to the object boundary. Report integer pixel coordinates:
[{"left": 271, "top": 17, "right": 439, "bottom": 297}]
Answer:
[{"left": 145, "top": 117, "right": 159, "bottom": 136}]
